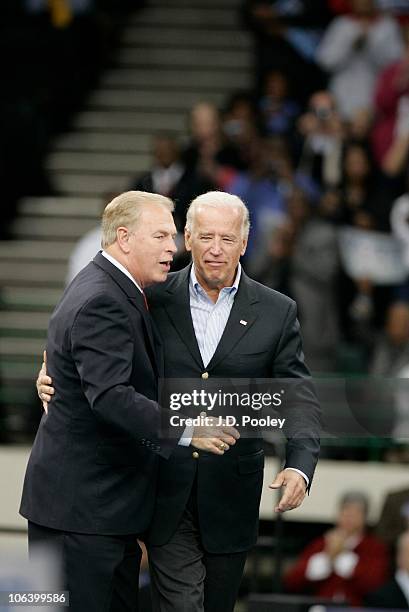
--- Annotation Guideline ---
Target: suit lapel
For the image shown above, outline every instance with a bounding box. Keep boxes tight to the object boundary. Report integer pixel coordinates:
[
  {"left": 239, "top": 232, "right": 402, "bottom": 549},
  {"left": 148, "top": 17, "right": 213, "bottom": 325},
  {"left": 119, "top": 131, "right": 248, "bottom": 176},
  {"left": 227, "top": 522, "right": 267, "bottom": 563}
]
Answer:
[
  {"left": 163, "top": 266, "right": 204, "bottom": 369},
  {"left": 92, "top": 252, "right": 160, "bottom": 375},
  {"left": 206, "top": 272, "right": 260, "bottom": 370}
]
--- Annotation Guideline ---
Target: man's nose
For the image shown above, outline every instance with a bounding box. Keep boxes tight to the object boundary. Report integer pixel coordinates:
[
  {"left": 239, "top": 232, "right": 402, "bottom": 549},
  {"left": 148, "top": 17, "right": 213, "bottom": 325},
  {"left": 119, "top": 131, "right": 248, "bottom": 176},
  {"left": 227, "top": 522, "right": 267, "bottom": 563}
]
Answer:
[
  {"left": 168, "top": 237, "right": 177, "bottom": 254},
  {"left": 209, "top": 238, "right": 222, "bottom": 254}
]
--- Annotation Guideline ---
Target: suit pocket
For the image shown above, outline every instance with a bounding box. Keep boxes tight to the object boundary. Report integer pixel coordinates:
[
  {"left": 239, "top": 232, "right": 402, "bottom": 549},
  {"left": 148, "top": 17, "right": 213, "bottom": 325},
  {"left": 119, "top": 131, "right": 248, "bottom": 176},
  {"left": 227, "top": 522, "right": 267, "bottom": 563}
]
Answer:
[
  {"left": 237, "top": 449, "right": 264, "bottom": 475},
  {"left": 96, "top": 443, "right": 140, "bottom": 467}
]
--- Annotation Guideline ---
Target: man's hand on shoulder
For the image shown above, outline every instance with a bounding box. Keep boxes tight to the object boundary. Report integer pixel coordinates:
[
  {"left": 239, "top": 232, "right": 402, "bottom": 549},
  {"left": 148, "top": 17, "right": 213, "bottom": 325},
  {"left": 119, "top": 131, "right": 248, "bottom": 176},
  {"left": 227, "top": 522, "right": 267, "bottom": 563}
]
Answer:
[{"left": 36, "top": 351, "right": 54, "bottom": 414}]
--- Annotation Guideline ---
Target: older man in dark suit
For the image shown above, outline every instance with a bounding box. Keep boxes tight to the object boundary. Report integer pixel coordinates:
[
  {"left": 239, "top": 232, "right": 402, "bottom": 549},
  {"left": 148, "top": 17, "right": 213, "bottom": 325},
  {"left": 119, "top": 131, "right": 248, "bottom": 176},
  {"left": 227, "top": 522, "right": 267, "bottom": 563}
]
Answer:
[
  {"left": 145, "top": 192, "right": 320, "bottom": 612},
  {"left": 23, "top": 191, "right": 239, "bottom": 612}
]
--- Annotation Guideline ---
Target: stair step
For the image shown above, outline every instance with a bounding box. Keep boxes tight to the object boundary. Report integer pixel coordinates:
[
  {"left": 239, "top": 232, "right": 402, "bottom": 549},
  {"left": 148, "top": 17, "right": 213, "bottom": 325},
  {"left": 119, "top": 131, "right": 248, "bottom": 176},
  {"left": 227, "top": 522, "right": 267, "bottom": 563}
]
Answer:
[
  {"left": 122, "top": 27, "right": 251, "bottom": 49},
  {"left": 0, "top": 311, "right": 50, "bottom": 335},
  {"left": 74, "top": 111, "right": 186, "bottom": 133},
  {"left": 47, "top": 152, "right": 150, "bottom": 175},
  {"left": 87, "top": 89, "right": 225, "bottom": 111},
  {"left": 0, "top": 337, "right": 46, "bottom": 359},
  {"left": 53, "top": 173, "right": 130, "bottom": 196},
  {"left": 19, "top": 197, "right": 103, "bottom": 218},
  {"left": 101, "top": 68, "right": 251, "bottom": 91},
  {"left": 2, "top": 360, "right": 41, "bottom": 383},
  {"left": 54, "top": 132, "right": 153, "bottom": 154},
  {"left": 12, "top": 217, "right": 98, "bottom": 242},
  {"left": 117, "top": 48, "right": 251, "bottom": 70},
  {"left": 0, "top": 240, "right": 74, "bottom": 261},
  {"left": 1, "top": 287, "right": 63, "bottom": 311},
  {"left": 131, "top": 7, "right": 240, "bottom": 28}
]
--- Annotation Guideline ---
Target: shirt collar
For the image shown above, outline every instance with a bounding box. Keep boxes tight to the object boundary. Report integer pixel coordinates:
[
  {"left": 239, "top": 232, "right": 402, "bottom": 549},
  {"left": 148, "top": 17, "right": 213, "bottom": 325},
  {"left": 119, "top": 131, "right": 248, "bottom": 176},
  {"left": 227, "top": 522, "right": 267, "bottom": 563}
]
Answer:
[
  {"left": 190, "top": 263, "right": 241, "bottom": 298},
  {"left": 101, "top": 250, "right": 143, "bottom": 294}
]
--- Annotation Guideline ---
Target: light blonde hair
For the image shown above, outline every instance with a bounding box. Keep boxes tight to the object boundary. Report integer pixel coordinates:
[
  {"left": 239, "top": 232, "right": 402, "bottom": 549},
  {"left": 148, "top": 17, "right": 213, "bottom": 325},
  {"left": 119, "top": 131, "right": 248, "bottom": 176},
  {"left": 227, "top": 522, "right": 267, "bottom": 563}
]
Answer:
[
  {"left": 185, "top": 191, "right": 250, "bottom": 238},
  {"left": 101, "top": 191, "right": 174, "bottom": 248}
]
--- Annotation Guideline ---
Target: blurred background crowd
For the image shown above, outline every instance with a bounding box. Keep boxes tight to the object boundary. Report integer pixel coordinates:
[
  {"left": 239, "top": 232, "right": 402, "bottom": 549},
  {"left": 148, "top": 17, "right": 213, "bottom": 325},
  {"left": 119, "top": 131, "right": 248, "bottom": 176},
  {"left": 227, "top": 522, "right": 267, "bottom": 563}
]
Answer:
[{"left": 3, "top": 0, "right": 409, "bottom": 609}]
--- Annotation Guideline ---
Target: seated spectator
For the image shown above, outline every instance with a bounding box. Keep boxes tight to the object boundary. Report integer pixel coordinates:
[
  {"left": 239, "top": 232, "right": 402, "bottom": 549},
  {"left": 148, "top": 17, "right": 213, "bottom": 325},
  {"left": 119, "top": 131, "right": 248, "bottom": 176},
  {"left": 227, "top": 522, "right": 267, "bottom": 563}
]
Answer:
[
  {"left": 131, "top": 133, "right": 213, "bottom": 231},
  {"left": 284, "top": 492, "right": 389, "bottom": 606},
  {"left": 366, "top": 530, "right": 409, "bottom": 609},
  {"left": 316, "top": 0, "right": 404, "bottom": 120}
]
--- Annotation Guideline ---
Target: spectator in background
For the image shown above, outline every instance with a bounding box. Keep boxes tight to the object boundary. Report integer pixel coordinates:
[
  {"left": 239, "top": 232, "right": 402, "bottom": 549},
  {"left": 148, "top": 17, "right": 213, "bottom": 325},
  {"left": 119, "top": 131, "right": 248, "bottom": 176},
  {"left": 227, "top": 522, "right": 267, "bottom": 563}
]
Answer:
[
  {"left": 222, "top": 91, "right": 261, "bottom": 171},
  {"left": 131, "top": 133, "right": 213, "bottom": 232},
  {"left": 372, "top": 24, "right": 409, "bottom": 179},
  {"left": 287, "top": 190, "right": 340, "bottom": 372},
  {"left": 370, "top": 302, "right": 409, "bottom": 377},
  {"left": 242, "top": 0, "right": 331, "bottom": 102},
  {"left": 259, "top": 69, "right": 300, "bottom": 141},
  {"left": 377, "top": 488, "right": 409, "bottom": 548},
  {"left": 182, "top": 101, "right": 245, "bottom": 190},
  {"left": 258, "top": 188, "right": 340, "bottom": 371},
  {"left": 366, "top": 530, "right": 409, "bottom": 609},
  {"left": 226, "top": 136, "right": 291, "bottom": 271},
  {"left": 284, "top": 492, "right": 389, "bottom": 606},
  {"left": 316, "top": 0, "right": 403, "bottom": 120},
  {"left": 297, "top": 91, "right": 345, "bottom": 190}
]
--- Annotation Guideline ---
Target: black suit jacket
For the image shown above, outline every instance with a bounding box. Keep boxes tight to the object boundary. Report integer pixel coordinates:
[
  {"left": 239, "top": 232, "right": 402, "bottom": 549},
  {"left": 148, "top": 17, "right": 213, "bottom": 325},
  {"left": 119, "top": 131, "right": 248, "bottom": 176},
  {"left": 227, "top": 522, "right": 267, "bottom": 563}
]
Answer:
[
  {"left": 365, "top": 577, "right": 409, "bottom": 609},
  {"left": 20, "top": 252, "right": 181, "bottom": 535},
  {"left": 146, "top": 265, "right": 321, "bottom": 553}
]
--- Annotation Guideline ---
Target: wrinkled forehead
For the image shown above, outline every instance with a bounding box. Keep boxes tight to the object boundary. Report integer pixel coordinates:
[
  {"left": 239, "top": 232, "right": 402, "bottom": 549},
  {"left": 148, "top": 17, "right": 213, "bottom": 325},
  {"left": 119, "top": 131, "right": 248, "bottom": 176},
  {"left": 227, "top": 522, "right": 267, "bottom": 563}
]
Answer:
[{"left": 192, "top": 205, "right": 244, "bottom": 234}]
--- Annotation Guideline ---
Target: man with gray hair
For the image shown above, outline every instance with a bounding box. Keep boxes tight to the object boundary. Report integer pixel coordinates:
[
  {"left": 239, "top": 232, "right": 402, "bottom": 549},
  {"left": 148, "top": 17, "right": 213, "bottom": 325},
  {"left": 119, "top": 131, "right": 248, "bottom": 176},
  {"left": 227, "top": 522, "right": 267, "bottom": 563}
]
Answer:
[
  {"left": 144, "top": 190, "right": 320, "bottom": 611},
  {"left": 22, "top": 191, "right": 239, "bottom": 612}
]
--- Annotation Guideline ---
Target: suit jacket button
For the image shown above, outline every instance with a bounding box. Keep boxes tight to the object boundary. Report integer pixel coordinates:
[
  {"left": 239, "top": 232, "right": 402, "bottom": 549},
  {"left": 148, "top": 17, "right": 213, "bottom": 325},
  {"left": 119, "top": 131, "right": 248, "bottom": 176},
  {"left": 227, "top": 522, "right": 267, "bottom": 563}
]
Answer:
[
  {"left": 192, "top": 451, "right": 199, "bottom": 459},
  {"left": 200, "top": 411, "right": 207, "bottom": 418},
  {"left": 201, "top": 372, "right": 209, "bottom": 380}
]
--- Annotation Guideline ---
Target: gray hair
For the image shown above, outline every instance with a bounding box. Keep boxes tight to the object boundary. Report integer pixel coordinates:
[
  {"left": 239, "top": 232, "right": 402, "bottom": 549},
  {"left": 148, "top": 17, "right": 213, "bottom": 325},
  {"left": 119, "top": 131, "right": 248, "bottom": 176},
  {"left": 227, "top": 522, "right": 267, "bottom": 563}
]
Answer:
[
  {"left": 101, "top": 191, "right": 174, "bottom": 249},
  {"left": 339, "top": 491, "right": 369, "bottom": 517},
  {"left": 185, "top": 191, "right": 250, "bottom": 238}
]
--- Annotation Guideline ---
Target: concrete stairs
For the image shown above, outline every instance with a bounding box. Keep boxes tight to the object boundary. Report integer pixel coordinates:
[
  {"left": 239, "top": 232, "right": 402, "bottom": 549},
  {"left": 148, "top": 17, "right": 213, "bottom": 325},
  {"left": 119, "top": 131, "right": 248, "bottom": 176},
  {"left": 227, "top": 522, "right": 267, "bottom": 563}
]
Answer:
[{"left": 0, "top": 0, "right": 253, "bottom": 433}]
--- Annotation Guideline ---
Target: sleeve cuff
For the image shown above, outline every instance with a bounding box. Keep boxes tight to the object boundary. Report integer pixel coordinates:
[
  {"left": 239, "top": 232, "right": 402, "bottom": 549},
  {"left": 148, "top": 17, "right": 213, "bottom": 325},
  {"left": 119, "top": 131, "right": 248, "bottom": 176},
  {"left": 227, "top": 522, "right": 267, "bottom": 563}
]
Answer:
[
  {"left": 178, "top": 425, "right": 194, "bottom": 447},
  {"left": 285, "top": 467, "right": 309, "bottom": 488}
]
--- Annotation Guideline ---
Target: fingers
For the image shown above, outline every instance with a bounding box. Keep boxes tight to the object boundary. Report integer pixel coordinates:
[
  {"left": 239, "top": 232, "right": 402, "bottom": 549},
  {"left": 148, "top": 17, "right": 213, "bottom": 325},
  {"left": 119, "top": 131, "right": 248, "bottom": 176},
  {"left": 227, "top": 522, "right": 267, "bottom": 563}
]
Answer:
[
  {"left": 275, "top": 483, "right": 305, "bottom": 513},
  {"left": 220, "top": 425, "right": 240, "bottom": 440},
  {"left": 219, "top": 434, "right": 237, "bottom": 446},
  {"left": 269, "top": 473, "right": 285, "bottom": 489},
  {"left": 269, "top": 470, "right": 306, "bottom": 513}
]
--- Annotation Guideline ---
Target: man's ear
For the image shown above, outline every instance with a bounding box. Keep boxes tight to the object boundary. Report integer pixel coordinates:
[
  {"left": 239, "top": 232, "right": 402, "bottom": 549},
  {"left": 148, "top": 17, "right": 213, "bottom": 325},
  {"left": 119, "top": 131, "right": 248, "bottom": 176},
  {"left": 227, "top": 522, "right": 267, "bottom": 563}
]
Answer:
[
  {"left": 116, "top": 226, "right": 131, "bottom": 254},
  {"left": 240, "top": 237, "right": 248, "bottom": 257},
  {"left": 185, "top": 228, "right": 192, "bottom": 252}
]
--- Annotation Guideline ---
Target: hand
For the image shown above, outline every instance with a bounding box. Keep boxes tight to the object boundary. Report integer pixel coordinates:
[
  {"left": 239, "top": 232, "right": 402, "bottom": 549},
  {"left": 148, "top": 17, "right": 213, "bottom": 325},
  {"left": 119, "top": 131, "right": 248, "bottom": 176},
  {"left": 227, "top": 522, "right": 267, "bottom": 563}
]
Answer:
[
  {"left": 269, "top": 469, "right": 306, "bottom": 513},
  {"left": 324, "top": 529, "right": 347, "bottom": 559},
  {"left": 36, "top": 350, "right": 54, "bottom": 413},
  {"left": 191, "top": 417, "right": 240, "bottom": 456}
]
